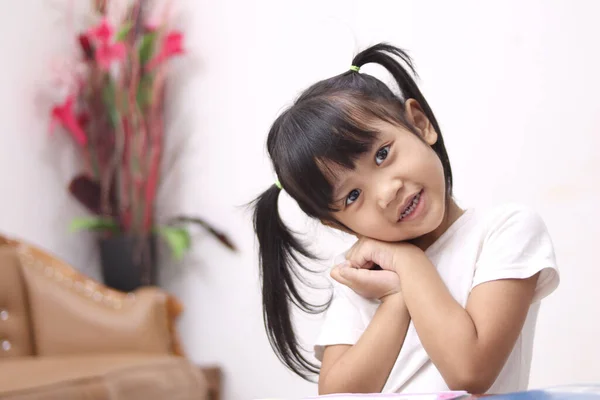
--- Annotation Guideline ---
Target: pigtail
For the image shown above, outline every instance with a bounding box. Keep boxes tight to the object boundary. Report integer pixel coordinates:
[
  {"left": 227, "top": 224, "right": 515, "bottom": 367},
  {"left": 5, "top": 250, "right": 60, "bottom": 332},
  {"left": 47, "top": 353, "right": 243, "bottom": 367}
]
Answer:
[
  {"left": 252, "top": 184, "right": 328, "bottom": 380},
  {"left": 352, "top": 43, "right": 453, "bottom": 194}
]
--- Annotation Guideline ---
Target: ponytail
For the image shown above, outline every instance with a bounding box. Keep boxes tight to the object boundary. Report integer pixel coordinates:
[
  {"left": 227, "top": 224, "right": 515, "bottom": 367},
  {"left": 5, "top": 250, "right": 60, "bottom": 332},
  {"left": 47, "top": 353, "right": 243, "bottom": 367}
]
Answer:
[
  {"left": 252, "top": 184, "right": 329, "bottom": 381},
  {"left": 352, "top": 43, "right": 453, "bottom": 195}
]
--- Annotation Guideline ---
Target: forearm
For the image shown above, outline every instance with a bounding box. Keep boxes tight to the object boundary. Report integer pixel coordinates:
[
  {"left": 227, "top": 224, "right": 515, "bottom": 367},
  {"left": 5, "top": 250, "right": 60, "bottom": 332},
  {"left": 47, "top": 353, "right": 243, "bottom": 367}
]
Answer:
[
  {"left": 319, "top": 294, "right": 410, "bottom": 394},
  {"left": 396, "top": 260, "right": 490, "bottom": 391}
]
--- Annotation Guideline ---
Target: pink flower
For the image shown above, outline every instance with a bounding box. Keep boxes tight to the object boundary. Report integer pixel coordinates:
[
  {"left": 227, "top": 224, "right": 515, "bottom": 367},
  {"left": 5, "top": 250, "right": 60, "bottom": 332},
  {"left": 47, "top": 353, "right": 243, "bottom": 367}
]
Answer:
[
  {"left": 87, "top": 18, "right": 126, "bottom": 70},
  {"left": 146, "top": 31, "right": 185, "bottom": 71},
  {"left": 49, "top": 96, "right": 87, "bottom": 146},
  {"left": 78, "top": 34, "right": 94, "bottom": 60},
  {"left": 95, "top": 41, "right": 126, "bottom": 70},
  {"left": 88, "top": 18, "right": 114, "bottom": 44}
]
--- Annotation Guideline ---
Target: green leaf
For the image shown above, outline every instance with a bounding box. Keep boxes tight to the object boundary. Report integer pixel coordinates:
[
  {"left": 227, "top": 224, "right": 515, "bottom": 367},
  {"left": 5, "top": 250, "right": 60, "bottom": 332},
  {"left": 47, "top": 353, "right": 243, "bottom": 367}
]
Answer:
[
  {"left": 156, "top": 227, "right": 191, "bottom": 260},
  {"left": 69, "top": 217, "right": 119, "bottom": 233},
  {"left": 139, "top": 32, "right": 157, "bottom": 65},
  {"left": 102, "top": 81, "right": 119, "bottom": 128},
  {"left": 115, "top": 22, "right": 133, "bottom": 42},
  {"left": 136, "top": 75, "right": 153, "bottom": 108}
]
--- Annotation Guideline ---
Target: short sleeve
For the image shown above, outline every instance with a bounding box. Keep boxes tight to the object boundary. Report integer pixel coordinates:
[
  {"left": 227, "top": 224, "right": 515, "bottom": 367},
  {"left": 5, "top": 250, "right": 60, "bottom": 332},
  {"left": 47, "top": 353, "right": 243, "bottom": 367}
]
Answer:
[
  {"left": 472, "top": 204, "right": 560, "bottom": 303},
  {"left": 313, "top": 280, "right": 378, "bottom": 361}
]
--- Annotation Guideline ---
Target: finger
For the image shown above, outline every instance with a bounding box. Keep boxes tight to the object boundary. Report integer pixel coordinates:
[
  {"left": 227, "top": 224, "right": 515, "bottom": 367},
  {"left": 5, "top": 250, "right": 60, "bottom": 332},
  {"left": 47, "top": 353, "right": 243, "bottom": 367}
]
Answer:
[
  {"left": 348, "top": 259, "right": 375, "bottom": 270},
  {"left": 339, "top": 267, "right": 377, "bottom": 284},
  {"left": 338, "top": 268, "right": 397, "bottom": 294},
  {"left": 345, "top": 237, "right": 364, "bottom": 260},
  {"left": 345, "top": 246, "right": 356, "bottom": 261},
  {"left": 346, "top": 246, "right": 372, "bottom": 269},
  {"left": 330, "top": 266, "right": 344, "bottom": 284},
  {"left": 333, "top": 266, "right": 401, "bottom": 299},
  {"left": 347, "top": 240, "right": 394, "bottom": 271},
  {"left": 330, "top": 265, "right": 354, "bottom": 287},
  {"left": 331, "top": 260, "right": 351, "bottom": 277}
]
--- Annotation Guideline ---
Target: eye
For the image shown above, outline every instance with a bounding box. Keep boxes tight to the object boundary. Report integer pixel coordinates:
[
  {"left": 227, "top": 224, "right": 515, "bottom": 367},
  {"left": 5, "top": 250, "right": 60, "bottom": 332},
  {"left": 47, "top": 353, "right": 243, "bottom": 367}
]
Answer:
[
  {"left": 375, "top": 145, "right": 390, "bottom": 166},
  {"left": 345, "top": 189, "right": 361, "bottom": 206}
]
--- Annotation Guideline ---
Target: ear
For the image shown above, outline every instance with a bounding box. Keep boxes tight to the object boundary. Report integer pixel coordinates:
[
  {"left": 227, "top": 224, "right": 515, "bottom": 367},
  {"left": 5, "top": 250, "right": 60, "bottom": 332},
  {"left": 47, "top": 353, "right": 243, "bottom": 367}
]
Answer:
[{"left": 404, "top": 98, "right": 438, "bottom": 146}]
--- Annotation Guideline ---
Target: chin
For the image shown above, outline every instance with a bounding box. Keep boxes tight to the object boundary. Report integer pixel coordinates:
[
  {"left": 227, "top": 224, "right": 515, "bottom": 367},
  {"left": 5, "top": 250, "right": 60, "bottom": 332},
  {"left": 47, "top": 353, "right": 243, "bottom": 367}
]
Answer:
[{"left": 369, "top": 230, "right": 424, "bottom": 243}]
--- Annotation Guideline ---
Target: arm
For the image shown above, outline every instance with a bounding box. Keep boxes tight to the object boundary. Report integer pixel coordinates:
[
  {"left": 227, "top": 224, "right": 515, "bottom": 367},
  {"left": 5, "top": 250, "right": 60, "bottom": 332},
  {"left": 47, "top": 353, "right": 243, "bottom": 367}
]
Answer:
[
  {"left": 319, "top": 293, "right": 410, "bottom": 394},
  {"left": 394, "top": 246, "right": 538, "bottom": 393},
  {"left": 343, "top": 208, "right": 556, "bottom": 393},
  {"left": 12, "top": 243, "right": 182, "bottom": 356}
]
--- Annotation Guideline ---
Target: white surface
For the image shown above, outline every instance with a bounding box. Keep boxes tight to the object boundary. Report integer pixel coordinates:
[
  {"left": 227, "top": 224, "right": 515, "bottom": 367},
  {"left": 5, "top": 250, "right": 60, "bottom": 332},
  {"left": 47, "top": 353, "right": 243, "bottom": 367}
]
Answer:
[{"left": 0, "top": 1, "right": 598, "bottom": 399}]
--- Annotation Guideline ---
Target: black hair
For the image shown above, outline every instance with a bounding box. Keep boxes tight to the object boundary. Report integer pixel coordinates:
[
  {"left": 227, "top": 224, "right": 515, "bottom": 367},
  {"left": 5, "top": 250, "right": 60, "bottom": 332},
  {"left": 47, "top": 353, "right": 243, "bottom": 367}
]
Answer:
[{"left": 252, "top": 43, "right": 452, "bottom": 380}]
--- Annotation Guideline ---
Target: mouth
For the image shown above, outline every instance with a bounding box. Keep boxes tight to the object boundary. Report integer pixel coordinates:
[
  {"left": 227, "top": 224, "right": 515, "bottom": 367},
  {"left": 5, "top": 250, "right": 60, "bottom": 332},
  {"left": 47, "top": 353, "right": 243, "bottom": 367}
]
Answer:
[{"left": 397, "top": 190, "right": 424, "bottom": 222}]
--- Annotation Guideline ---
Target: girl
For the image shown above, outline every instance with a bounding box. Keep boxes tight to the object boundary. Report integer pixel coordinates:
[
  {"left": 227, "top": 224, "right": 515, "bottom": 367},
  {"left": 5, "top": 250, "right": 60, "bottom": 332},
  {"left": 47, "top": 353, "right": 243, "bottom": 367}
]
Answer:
[{"left": 252, "top": 43, "right": 559, "bottom": 395}]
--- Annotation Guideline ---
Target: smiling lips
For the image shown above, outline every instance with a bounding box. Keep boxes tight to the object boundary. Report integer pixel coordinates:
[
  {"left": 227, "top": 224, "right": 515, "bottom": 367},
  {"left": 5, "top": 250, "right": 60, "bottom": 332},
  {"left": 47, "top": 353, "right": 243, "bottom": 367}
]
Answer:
[{"left": 397, "top": 190, "right": 423, "bottom": 221}]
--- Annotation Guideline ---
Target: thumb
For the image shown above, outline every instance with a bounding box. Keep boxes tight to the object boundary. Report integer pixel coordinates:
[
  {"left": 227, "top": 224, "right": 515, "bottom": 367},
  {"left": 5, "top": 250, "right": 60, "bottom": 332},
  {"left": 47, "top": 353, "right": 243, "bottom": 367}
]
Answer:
[
  {"left": 336, "top": 267, "right": 395, "bottom": 288},
  {"left": 330, "top": 264, "right": 356, "bottom": 286},
  {"left": 339, "top": 266, "right": 359, "bottom": 281}
]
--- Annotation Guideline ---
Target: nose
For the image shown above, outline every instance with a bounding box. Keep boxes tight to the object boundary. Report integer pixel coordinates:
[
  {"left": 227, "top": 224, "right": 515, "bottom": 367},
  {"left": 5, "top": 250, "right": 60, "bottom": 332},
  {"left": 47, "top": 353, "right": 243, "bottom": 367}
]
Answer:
[{"left": 376, "top": 178, "right": 403, "bottom": 210}]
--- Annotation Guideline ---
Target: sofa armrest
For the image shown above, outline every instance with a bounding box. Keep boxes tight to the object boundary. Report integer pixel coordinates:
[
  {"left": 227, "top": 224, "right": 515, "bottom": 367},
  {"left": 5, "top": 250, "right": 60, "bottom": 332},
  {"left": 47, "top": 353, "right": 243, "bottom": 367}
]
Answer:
[
  {"left": 13, "top": 244, "right": 184, "bottom": 357},
  {"left": 0, "top": 248, "right": 35, "bottom": 358},
  {"left": 199, "top": 366, "right": 222, "bottom": 400}
]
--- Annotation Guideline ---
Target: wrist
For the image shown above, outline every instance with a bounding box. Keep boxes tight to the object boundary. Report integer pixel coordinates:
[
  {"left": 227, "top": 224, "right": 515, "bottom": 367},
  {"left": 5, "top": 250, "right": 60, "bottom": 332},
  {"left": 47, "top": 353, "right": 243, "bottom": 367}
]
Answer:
[
  {"left": 390, "top": 247, "right": 407, "bottom": 274},
  {"left": 391, "top": 243, "right": 424, "bottom": 275},
  {"left": 380, "top": 292, "right": 405, "bottom": 308}
]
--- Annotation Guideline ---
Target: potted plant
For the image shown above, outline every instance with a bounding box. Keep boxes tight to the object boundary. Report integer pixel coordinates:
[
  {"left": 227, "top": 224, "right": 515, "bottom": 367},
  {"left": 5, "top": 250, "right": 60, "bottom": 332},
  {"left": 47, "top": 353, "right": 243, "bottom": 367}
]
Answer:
[{"left": 48, "top": 0, "right": 236, "bottom": 292}]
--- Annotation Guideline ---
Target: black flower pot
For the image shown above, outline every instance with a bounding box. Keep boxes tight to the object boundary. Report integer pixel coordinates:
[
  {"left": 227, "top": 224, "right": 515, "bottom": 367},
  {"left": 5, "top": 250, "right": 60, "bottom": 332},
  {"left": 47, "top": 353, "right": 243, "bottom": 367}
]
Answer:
[{"left": 99, "top": 234, "right": 157, "bottom": 292}]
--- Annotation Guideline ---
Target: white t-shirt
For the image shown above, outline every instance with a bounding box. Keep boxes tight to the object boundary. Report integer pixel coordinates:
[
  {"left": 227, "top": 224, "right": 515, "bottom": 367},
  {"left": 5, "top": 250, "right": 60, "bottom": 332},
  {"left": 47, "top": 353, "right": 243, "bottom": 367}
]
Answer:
[{"left": 314, "top": 203, "right": 560, "bottom": 394}]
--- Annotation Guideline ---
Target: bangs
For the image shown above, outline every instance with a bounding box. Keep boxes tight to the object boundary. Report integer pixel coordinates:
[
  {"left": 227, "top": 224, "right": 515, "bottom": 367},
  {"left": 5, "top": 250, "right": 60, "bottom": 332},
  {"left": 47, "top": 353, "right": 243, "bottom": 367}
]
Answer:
[{"left": 270, "top": 93, "right": 408, "bottom": 218}]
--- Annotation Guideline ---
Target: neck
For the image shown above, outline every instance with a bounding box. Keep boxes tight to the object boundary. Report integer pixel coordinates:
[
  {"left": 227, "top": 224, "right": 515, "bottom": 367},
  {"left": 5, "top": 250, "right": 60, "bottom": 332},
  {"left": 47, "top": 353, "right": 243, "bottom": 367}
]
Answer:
[{"left": 411, "top": 197, "right": 464, "bottom": 251}]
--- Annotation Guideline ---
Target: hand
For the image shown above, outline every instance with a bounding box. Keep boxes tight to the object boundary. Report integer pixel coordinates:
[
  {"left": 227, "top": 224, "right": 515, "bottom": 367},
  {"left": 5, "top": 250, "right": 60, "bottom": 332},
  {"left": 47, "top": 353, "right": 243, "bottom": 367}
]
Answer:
[
  {"left": 331, "top": 261, "right": 401, "bottom": 301},
  {"left": 344, "top": 237, "right": 423, "bottom": 274}
]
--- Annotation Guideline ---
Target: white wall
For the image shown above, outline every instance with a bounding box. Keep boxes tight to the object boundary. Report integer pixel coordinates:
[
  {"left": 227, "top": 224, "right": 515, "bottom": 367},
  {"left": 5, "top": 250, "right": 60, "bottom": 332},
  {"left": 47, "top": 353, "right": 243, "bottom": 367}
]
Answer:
[
  {"left": 1, "top": 1, "right": 599, "bottom": 399},
  {"left": 0, "top": 1, "right": 102, "bottom": 281}
]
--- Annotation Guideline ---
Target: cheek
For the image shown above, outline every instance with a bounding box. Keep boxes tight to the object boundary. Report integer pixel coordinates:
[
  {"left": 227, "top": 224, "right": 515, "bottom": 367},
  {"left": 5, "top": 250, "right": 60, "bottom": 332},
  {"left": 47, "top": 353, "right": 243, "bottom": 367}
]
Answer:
[
  {"left": 424, "top": 156, "right": 448, "bottom": 224},
  {"left": 338, "top": 209, "right": 384, "bottom": 237},
  {"left": 420, "top": 150, "right": 446, "bottom": 188}
]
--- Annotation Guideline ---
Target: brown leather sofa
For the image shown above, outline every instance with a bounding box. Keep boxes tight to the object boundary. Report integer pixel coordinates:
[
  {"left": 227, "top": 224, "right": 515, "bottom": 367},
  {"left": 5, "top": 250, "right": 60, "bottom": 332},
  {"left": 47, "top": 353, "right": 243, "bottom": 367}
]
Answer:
[{"left": 0, "top": 234, "right": 209, "bottom": 400}]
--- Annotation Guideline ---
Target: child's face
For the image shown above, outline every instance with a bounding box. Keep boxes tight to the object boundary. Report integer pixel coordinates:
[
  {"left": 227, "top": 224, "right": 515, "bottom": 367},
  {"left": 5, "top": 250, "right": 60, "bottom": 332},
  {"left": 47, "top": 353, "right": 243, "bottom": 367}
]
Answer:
[{"left": 328, "top": 100, "right": 447, "bottom": 242}]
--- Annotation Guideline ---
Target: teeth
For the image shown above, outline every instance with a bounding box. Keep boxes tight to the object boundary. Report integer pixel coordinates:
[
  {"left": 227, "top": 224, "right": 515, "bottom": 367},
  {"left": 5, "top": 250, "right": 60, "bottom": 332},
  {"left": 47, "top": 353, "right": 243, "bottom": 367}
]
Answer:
[{"left": 400, "top": 192, "right": 421, "bottom": 219}]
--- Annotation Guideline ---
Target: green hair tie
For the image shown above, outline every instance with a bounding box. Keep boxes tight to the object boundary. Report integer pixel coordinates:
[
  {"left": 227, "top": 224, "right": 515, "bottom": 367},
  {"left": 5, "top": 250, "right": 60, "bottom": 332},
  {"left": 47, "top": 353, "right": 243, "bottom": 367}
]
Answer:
[
  {"left": 349, "top": 65, "right": 360, "bottom": 72},
  {"left": 275, "top": 180, "right": 282, "bottom": 190}
]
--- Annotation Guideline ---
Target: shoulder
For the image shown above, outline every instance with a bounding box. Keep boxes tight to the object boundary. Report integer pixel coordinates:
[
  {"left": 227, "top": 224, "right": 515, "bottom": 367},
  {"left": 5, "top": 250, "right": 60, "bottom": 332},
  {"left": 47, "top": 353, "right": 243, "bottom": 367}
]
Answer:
[
  {"left": 471, "top": 203, "right": 559, "bottom": 301},
  {"left": 477, "top": 203, "right": 549, "bottom": 241},
  {"left": 482, "top": 202, "right": 545, "bottom": 226}
]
